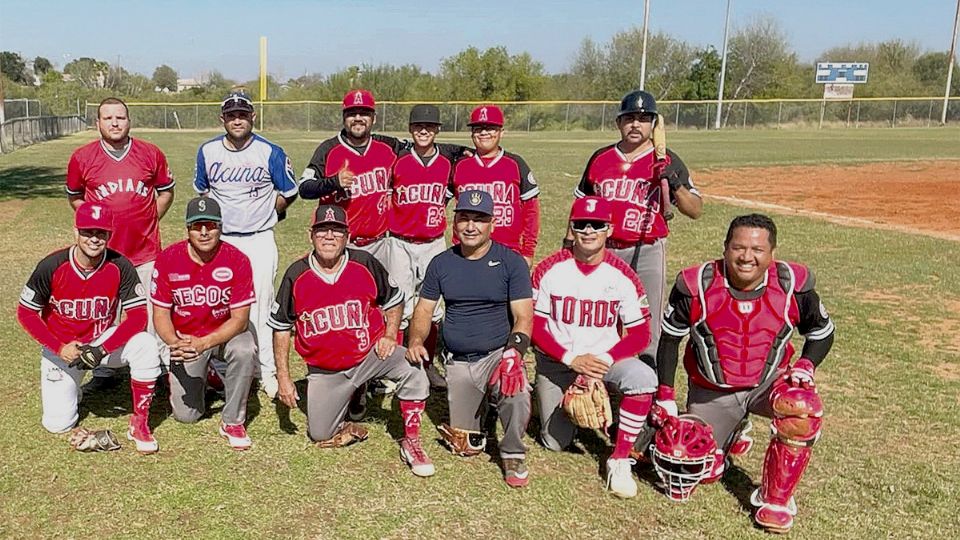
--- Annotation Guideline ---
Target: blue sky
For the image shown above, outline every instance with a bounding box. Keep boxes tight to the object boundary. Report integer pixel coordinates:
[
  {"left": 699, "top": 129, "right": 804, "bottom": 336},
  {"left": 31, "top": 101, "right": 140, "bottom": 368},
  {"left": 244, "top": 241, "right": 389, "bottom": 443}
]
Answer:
[{"left": 1, "top": 0, "right": 957, "bottom": 81}]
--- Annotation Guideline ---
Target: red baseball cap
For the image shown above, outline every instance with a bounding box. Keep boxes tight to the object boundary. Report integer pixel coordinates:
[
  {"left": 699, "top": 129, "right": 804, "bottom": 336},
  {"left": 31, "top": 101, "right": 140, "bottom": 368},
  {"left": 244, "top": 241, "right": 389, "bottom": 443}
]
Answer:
[
  {"left": 569, "top": 197, "right": 612, "bottom": 223},
  {"left": 75, "top": 203, "right": 114, "bottom": 231},
  {"left": 342, "top": 89, "right": 376, "bottom": 111},
  {"left": 468, "top": 105, "right": 504, "bottom": 127}
]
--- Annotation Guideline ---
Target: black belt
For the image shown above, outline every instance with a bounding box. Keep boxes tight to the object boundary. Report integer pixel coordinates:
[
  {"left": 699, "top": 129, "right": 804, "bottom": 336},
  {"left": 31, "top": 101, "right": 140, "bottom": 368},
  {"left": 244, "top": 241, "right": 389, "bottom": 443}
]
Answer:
[
  {"left": 351, "top": 233, "right": 387, "bottom": 247},
  {"left": 223, "top": 229, "right": 270, "bottom": 237},
  {"left": 390, "top": 233, "right": 443, "bottom": 244},
  {"left": 451, "top": 349, "right": 498, "bottom": 362},
  {"left": 605, "top": 237, "right": 661, "bottom": 249}
]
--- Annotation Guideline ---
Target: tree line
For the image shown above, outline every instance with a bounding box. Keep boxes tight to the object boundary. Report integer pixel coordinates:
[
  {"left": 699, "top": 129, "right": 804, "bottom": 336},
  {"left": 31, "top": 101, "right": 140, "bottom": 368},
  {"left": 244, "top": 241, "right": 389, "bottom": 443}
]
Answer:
[{"left": 2, "top": 17, "right": 958, "bottom": 117}]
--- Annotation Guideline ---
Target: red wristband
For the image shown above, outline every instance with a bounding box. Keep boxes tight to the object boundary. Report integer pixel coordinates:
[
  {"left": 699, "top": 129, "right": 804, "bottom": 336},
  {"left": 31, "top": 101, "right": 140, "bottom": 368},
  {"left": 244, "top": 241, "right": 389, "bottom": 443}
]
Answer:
[{"left": 656, "top": 384, "right": 676, "bottom": 401}]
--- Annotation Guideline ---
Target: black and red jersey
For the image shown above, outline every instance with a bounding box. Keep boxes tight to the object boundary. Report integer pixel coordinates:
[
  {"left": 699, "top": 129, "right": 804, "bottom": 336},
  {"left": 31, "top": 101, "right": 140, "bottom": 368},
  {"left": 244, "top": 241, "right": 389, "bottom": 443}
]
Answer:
[
  {"left": 449, "top": 149, "right": 540, "bottom": 257},
  {"left": 389, "top": 149, "right": 452, "bottom": 240},
  {"left": 268, "top": 249, "right": 403, "bottom": 371},
  {"left": 18, "top": 247, "right": 146, "bottom": 348},
  {"left": 575, "top": 145, "right": 695, "bottom": 244}
]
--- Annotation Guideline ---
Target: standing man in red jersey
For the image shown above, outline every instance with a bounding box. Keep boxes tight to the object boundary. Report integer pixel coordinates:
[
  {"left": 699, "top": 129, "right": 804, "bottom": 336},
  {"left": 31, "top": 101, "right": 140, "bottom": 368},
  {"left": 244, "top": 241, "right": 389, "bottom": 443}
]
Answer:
[
  {"left": 388, "top": 104, "right": 452, "bottom": 388},
  {"left": 269, "top": 205, "right": 433, "bottom": 477},
  {"left": 17, "top": 204, "right": 161, "bottom": 453},
  {"left": 151, "top": 197, "right": 258, "bottom": 450},
  {"left": 66, "top": 97, "right": 175, "bottom": 391},
  {"left": 574, "top": 90, "right": 702, "bottom": 364},
  {"left": 449, "top": 105, "right": 540, "bottom": 267}
]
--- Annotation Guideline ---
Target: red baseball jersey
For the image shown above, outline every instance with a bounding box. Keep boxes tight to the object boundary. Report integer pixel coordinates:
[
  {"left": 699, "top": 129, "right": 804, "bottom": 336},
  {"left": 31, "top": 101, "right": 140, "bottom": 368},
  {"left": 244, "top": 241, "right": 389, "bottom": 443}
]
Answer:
[
  {"left": 19, "top": 247, "right": 146, "bottom": 345},
  {"left": 151, "top": 240, "right": 255, "bottom": 338},
  {"left": 268, "top": 249, "right": 403, "bottom": 371},
  {"left": 65, "top": 138, "right": 175, "bottom": 266},
  {"left": 306, "top": 133, "right": 396, "bottom": 240},
  {"left": 449, "top": 149, "right": 540, "bottom": 256},
  {"left": 389, "top": 150, "right": 452, "bottom": 240}
]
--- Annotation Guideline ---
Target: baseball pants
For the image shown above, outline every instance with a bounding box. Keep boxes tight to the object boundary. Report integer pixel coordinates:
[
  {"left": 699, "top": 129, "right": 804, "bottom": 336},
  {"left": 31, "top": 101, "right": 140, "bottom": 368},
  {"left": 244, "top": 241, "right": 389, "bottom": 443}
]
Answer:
[
  {"left": 222, "top": 230, "right": 277, "bottom": 381},
  {"left": 534, "top": 351, "right": 657, "bottom": 452},
  {"left": 166, "top": 329, "right": 257, "bottom": 426},
  {"left": 92, "top": 261, "right": 155, "bottom": 380},
  {"left": 609, "top": 237, "right": 667, "bottom": 363},
  {"left": 386, "top": 236, "right": 446, "bottom": 326},
  {"left": 350, "top": 236, "right": 391, "bottom": 268},
  {"left": 686, "top": 373, "right": 782, "bottom": 451},
  {"left": 305, "top": 346, "right": 429, "bottom": 441},
  {"left": 444, "top": 350, "right": 531, "bottom": 459},
  {"left": 40, "top": 329, "right": 161, "bottom": 433}
]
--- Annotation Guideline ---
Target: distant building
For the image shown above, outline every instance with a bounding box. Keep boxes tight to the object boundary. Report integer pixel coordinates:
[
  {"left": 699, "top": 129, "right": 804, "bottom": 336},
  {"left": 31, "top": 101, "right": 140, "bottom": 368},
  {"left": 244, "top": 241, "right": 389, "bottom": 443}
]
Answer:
[{"left": 177, "top": 78, "right": 202, "bottom": 93}]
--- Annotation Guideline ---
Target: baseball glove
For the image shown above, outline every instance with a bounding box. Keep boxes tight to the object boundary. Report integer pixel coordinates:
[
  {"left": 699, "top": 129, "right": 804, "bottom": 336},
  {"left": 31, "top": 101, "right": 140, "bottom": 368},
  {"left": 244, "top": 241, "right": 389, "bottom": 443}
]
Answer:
[
  {"left": 68, "top": 344, "right": 107, "bottom": 370},
  {"left": 562, "top": 375, "right": 613, "bottom": 431},
  {"left": 437, "top": 423, "right": 486, "bottom": 457},
  {"left": 315, "top": 422, "right": 368, "bottom": 449},
  {"left": 68, "top": 427, "right": 121, "bottom": 452}
]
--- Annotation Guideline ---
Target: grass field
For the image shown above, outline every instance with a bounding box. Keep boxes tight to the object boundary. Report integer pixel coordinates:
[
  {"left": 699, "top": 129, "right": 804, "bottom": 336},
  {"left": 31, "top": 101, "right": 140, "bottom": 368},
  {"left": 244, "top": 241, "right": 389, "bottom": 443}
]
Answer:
[{"left": 1, "top": 128, "right": 959, "bottom": 539}]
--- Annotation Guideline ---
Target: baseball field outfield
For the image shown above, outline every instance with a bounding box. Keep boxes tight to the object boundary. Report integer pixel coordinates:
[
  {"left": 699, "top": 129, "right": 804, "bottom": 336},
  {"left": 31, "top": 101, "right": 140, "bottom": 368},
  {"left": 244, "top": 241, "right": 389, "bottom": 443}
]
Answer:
[{"left": 1, "top": 127, "right": 958, "bottom": 538}]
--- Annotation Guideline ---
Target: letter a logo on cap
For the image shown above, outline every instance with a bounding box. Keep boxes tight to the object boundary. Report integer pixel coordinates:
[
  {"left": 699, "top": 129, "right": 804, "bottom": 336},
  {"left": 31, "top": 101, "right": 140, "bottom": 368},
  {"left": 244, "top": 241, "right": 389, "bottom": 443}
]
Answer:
[
  {"left": 478, "top": 107, "right": 488, "bottom": 123},
  {"left": 325, "top": 209, "right": 337, "bottom": 222},
  {"left": 585, "top": 199, "right": 597, "bottom": 212},
  {"left": 354, "top": 91, "right": 364, "bottom": 106}
]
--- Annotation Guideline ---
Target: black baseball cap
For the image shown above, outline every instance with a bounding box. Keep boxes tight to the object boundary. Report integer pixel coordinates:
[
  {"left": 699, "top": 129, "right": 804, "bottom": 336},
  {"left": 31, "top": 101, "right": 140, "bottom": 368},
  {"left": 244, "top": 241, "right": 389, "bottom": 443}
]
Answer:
[
  {"left": 409, "top": 104, "right": 442, "bottom": 126},
  {"left": 222, "top": 91, "right": 255, "bottom": 114},
  {"left": 454, "top": 190, "right": 494, "bottom": 216},
  {"left": 185, "top": 197, "right": 222, "bottom": 224},
  {"left": 312, "top": 204, "right": 349, "bottom": 227}
]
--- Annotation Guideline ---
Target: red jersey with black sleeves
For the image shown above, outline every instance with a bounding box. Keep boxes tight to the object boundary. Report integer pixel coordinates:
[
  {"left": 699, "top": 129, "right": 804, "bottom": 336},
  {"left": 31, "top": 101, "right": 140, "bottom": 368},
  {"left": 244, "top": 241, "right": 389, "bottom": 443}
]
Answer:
[
  {"left": 389, "top": 149, "right": 452, "bottom": 240},
  {"left": 18, "top": 247, "right": 147, "bottom": 351},
  {"left": 575, "top": 145, "right": 697, "bottom": 245},
  {"left": 65, "top": 139, "right": 175, "bottom": 266},
  {"left": 449, "top": 149, "right": 540, "bottom": 257},
  {"left": 268, "top": 249, "right": 403, "bottom": 371},
  {"left": 151, "top": 240, "right": 255, "bottom": 338}
]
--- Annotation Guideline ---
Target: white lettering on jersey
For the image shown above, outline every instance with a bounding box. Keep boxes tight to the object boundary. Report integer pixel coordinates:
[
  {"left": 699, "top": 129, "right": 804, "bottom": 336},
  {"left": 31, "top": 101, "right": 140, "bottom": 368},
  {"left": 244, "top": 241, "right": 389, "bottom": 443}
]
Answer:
[
  {"left": 171, "top": 285, "right": 233, "bottom": 307},
  {"left": 300, "top": 300, "right": 365, "bottom": 338},
  {"left": 93, "top": 178, "right": 150, "bottom": 201},
  {"left": 51, "top": 295, "right": 112, "bottom": 319},
  {"left": 394, "top": 183, "right": 446, "bottom": 205}
]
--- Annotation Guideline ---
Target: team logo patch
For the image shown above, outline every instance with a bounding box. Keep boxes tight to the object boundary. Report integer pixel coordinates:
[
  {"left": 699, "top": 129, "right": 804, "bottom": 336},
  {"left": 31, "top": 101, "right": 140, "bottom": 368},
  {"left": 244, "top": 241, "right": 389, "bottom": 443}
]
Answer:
[
  {"left": 819, "top": 301, "right": 829, "bottom": 319},
  {"left": 585, "top": 199, "right": 597, "bottom": 212},
  {"left": 168, "top": 273, "right": 190, "bottom": 282},
  {"left": 353, "top": 91, "right": 364, "bottom": 105},
  {"left": 152, "top": 269, "right": 159, "bottom": 278},
  {"left": 19, "top": 285, "right": 36, "bottom": 303},
  {"left": 324, "top": 209, "right": 337, "bottom": 222},
  {"left": 90, "top": 205, "right": 103, "bottom": 220},
  {"left": 639, "top": 295, "right": 650, "bottom": 310},
  {"left": 738, "top": 301, "right": 754, "bottom": 314},
  {"left": 285, "top": 157, "right": 295, "bottom": 179},
  {"left": 664, "top": 303, "right": 674, "bottom": 319},
  {"left": 469, "top": 192, "right": 483, "bottom": 206},
  {"left": 212, "top": 267, "right": 234, "bottom": 282},
  {"left": 478, "top": 107, "right": 489, "bottom": 123},
  {"left": 271, "top": 301, "right": 280, "bottom": 314},
  {"left": 134, "top": 283, "right": 146, "bottom": 298},
  {"left": 150, "top": 280, "right": 157, "bottom": 296},
  {"left": 527, "top": 172, "right": 538, "bottom": 186}
]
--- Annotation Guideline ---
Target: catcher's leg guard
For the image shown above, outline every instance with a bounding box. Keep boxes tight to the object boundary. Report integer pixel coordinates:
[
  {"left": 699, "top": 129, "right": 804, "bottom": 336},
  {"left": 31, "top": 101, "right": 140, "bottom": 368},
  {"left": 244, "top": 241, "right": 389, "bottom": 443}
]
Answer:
[{"left": 752, "top": 383, "right": 823, "bottom": 533}]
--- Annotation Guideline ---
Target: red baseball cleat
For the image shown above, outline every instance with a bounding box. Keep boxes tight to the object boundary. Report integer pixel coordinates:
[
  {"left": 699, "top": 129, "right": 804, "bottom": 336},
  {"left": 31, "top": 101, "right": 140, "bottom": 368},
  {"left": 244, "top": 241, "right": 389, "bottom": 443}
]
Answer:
[
  {"left": 219, "top": 422, "right": 252, "bottom": 451},
  {"left": 399, "top": 437, "right": 435, "bottom": 477},
  {"left": 127, "top": 415, "right": 159, "bottom": 454},
  {"left": 503, "top": 458, "right": 529, "bottom": 488}
]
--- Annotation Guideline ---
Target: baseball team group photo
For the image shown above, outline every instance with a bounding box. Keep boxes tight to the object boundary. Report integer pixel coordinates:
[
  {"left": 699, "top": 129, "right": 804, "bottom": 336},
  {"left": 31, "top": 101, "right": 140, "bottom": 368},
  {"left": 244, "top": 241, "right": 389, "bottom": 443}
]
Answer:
[{"left": 2, "top": 1, "right": 959, "bottom": 538}]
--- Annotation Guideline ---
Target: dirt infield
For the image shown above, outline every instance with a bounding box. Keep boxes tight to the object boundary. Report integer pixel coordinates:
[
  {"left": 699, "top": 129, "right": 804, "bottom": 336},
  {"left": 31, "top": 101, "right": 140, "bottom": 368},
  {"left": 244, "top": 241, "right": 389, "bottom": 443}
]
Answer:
[{"left": 697, "top": 160, "right": 960, "bottom": 240}]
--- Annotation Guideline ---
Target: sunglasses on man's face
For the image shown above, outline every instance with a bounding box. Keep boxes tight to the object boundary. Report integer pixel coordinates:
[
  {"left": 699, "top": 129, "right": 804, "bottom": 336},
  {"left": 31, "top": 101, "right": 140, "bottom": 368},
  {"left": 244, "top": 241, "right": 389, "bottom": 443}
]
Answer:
[{"left": 571, "top": 220, "right": 609, "bottom": 233}]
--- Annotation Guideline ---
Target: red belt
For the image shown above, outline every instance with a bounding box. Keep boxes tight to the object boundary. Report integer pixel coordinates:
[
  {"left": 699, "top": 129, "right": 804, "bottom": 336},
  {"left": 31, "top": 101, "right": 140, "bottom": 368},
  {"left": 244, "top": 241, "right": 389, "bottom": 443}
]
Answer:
[
  {"left": 606, "top": 237, "right": 662, "bottom": 249},
  {"left": 351, "top": 234, "right": 387, "bottom": 247},
  {"left": 390, "top": 233, "right": 442, "bottom": 245}
]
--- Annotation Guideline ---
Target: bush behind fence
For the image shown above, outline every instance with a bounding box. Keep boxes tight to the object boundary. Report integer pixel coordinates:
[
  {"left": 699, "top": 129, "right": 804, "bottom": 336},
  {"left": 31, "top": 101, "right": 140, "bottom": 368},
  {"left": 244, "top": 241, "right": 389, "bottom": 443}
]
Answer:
[{"left": 87, "top": 98, "right": 960, "bottom": 132}]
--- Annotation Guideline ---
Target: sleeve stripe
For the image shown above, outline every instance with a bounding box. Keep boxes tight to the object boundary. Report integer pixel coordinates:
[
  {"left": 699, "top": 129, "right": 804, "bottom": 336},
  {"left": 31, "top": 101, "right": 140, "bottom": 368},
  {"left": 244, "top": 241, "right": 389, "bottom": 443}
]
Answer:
[
  {"left": 621, "top": 317, "right": 647, "bottom": 328},
  {"left": 122, "top": 298, "right": 147, "bottom": 309},
  {"left": 230, "top": 298, "right": 256, "bottom": 309},
  {"left": 151, "top": 299, "right": 173, "bottom": 308},
  {"left": 573, "top": 187, "right": 586, "bottom": 197},
  {"left": 18, "top": 299, "right": 43, "bottom": 311},
  {"left": 382, "top": 290, "right": 404, "bottom": 311},
  {"left": 662, "top": 319, "right": 688, "bottom": 337},
  {"left": 65, "top": 187, "right": 83, "bottom": 195},
  {"left": 534, "top": 308, "right": 551, "bottom": 317},
  {"left": 805, "top": 320, "right": 835, "bottom": 340},
  {"left": 267, "top": 317, "right": 293, "bottom": 331},
  {"left": 279, "top": 184, "right": 299, "bottom": 197},
  {"left": 520, "top": 186, "right": 540, "bottom": 200},
  {"left": 156, "top": 181, "right": 176, "bottom": 192}
]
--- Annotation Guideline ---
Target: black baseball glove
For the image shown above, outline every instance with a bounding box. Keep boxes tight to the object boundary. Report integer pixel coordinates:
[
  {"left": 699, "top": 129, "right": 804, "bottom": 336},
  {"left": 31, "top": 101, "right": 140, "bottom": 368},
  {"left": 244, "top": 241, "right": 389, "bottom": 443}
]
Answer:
[{"left": 69, "top": 345, "right": 107, "bottom": 370}]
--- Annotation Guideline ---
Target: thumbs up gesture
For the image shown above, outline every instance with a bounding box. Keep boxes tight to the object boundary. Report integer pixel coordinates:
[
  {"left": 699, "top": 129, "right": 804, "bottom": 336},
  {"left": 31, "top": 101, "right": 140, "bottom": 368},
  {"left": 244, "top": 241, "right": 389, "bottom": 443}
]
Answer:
[{"left": 337, "top": 159, "right": 356, "bottom": 189}]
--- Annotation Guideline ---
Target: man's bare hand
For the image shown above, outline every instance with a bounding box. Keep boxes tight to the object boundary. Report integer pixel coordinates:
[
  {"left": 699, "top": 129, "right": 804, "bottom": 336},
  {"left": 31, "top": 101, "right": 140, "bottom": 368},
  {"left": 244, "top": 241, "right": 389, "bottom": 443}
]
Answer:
[{"left": 569, "top": 353, "right": 610, "bottom": 379}]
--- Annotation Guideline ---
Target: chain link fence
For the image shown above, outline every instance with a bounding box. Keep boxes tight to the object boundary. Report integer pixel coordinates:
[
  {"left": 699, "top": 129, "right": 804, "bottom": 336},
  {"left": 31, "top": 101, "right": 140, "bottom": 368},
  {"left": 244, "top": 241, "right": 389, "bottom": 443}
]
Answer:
[
  {"left": 88, "top": 97, "right": 960, "bottom": 132},
  {"left": 2, "top": 99, "right": 43, "bottom": 121}
]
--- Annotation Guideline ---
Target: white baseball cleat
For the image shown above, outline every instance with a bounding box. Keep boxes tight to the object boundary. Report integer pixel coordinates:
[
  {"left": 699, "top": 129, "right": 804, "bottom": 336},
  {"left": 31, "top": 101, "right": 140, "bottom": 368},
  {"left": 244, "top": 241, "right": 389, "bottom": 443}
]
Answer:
[
  {"left": 606, "top": 457, "right": 638, "bottom": 498},
  {"left": 219, "top": 422, "right": 252, "bottom": 451},
  {"left": 127, "top": 415, "right": 159, "bottom": 455},
  {"left": 400, "top": 437, "right": 435, "bottom": 477}
]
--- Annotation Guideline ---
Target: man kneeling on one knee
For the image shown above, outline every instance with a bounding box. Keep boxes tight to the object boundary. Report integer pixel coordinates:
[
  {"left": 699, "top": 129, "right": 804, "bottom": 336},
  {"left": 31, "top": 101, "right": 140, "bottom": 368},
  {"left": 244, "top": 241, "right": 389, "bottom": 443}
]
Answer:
[
  {"left": 269, "top": 205, "right": 433, "bottom": 477},
  {"left": 532, "top": 196, "right": 657, "bottom": 499}
]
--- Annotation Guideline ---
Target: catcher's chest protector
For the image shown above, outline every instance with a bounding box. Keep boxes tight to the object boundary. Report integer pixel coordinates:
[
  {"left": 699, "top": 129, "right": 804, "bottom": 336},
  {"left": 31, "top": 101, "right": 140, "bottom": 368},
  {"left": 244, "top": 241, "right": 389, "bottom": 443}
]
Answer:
[{"left": 683, "top": 260, "right": 800, "bottom": 389}]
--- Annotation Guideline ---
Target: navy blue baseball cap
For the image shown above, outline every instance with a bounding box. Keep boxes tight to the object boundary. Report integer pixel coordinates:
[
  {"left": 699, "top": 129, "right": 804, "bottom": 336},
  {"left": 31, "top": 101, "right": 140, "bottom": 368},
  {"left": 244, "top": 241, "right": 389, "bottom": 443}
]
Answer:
[
  {"left": 454, "top": 190, "right": 494, "bottom": 216},
  {"left": 222, "top": 91, "right": 255, "bottom": 114}
]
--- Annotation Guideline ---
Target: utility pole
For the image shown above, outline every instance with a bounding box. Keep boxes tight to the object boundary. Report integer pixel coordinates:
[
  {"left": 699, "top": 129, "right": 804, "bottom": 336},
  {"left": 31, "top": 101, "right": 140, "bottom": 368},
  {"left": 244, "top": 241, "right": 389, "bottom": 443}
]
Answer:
[
  {"left": 640, "top": 0, "right": 650, "bottom": 90},
  {"left": 715, "top": 0, "right": 732, "bottom": 129},
  {"left": 942, "top": 0, "right": 960, "bottom": 125}
]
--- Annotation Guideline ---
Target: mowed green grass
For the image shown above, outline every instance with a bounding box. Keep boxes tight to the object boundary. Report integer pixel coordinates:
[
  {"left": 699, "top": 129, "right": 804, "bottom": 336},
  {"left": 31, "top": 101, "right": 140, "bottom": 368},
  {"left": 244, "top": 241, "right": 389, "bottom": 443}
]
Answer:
[{"left": 1, "top": 128, "right": 959, "bottom": 539}]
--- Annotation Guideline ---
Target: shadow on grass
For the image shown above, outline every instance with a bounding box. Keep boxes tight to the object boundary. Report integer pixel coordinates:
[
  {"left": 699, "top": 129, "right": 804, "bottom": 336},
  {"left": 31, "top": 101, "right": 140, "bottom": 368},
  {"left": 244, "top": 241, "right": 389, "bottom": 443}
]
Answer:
[
  {"left": 0, "top": 166, "right": 64, "bottom": 200},
  {"left": 721, "top": 462, "right": 760, "bottom": 512}
]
